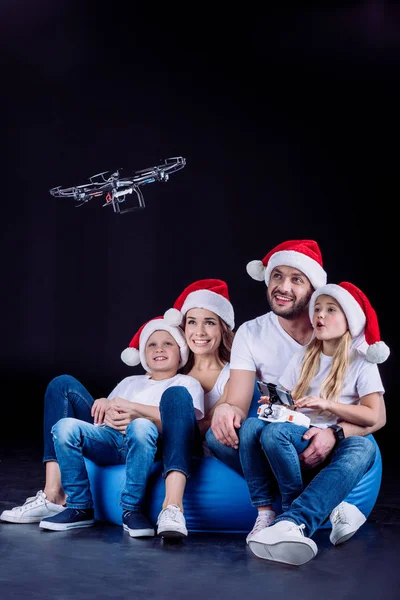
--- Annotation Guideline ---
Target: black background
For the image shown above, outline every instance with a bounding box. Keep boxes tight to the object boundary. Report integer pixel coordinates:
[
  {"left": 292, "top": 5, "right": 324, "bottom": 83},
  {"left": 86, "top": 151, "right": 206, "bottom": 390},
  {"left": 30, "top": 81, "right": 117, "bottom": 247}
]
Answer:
[{"left": 1, "top": 2, "right": 397, "bottom": 462}]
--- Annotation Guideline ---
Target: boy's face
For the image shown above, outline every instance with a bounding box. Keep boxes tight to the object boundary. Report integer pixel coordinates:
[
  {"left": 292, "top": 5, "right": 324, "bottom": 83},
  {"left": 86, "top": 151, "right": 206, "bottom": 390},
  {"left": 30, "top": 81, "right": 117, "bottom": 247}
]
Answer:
[{"left": 145, "top": 330, "right": 181, "bottom": 375}]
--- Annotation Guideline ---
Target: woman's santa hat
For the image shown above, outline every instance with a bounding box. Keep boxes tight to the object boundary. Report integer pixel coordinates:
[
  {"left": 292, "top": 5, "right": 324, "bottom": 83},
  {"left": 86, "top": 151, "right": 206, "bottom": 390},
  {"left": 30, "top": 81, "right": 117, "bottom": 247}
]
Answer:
[
  {"left": 309, "top": 282, "right": 390, "bottom": 364},
  {"left": 164, "top": 279, "right": 235, "bottom": 330},
  {"left": 120, "top": 316, "right": 189, "bottom": 371},
  {"left": 246, "top": 239, "right": 327, "bottom": 290}
]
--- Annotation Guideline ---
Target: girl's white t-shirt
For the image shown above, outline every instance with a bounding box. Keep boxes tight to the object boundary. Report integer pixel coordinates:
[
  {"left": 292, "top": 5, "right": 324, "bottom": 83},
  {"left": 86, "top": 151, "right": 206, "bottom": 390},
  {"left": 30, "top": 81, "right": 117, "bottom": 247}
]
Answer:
[
  {"left": 108, "top": 373, "right": 205, "bottom": 419},
  {"left": 279, "top": 348, "right": 385, "bottom": 428}
]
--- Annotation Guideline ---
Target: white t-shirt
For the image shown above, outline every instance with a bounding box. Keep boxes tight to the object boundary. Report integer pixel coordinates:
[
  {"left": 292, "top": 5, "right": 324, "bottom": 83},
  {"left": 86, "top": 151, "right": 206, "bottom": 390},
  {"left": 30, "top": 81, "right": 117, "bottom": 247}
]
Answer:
[
  {"left": 204, "top": 363, "right": 230, "bottom": 415},
  {"left": 108, "top": 373, "right": 205, "bottom": 419},
  {"left": 279, "top": 348, "right": 385, "bottom": 428},
  {"left": 230, "top": 312, "right": 306, "bottom": 383}
]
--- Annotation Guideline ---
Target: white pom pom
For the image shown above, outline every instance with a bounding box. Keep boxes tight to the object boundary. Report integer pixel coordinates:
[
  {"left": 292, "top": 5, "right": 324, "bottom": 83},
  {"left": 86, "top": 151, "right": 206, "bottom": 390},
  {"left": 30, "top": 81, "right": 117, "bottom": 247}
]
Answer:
[
  {"left": 120, "top": 347, "right": 140, "bottom": 366},
  {"left": 246, "top": 260, "right": 265, "bottom": 282},
  {"left": 163, "top": 307, "right": 183, "bottom": 326},
  {"left": 366, "top": 341, "right": 390, "bottom": 364}
]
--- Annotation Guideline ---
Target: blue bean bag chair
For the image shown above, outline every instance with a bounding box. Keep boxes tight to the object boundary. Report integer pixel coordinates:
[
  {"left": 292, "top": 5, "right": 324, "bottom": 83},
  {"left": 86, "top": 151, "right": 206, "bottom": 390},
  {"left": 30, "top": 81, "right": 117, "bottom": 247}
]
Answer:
[{"left": 85, "top": 385, "right": 382, "bottom": 533}]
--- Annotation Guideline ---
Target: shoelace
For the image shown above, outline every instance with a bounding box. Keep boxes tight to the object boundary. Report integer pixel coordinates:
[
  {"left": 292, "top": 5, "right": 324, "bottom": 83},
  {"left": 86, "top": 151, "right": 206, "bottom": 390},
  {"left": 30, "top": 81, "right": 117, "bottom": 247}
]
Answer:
[
  {"left": 159, "top": 505, "right": 181, "bottom": 523},
  {"left": 331, "top": 503, "right": 347, "bottom": 525},
  {"left": 292, "top": 523, "right": 306, "bottom": 536},
  {"left": 12, "top": 491, "right": 45, "bottom": 511},
  {"left": 249, "top": 513, "right": 275, "bottom": 536}
]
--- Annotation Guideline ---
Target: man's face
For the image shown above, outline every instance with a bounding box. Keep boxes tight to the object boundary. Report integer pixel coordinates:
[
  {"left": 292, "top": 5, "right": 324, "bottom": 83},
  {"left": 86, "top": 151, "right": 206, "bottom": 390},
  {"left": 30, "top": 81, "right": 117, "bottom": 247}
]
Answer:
[{"left": 267, "top": 265, "right": 314, "bottom": 320}]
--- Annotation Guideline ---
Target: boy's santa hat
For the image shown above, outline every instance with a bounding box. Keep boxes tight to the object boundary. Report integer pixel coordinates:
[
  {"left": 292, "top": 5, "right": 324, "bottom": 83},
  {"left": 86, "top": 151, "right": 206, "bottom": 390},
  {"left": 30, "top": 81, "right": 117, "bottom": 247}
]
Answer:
[
  {"left": 309, "top": 282, "right": 390, "bottom": 364},
  {"left": 164, "top": 279, "right": 235, "bottom": 330},
  {"left": 120, "top": 316, "right": 189, "bottom": 372},
  {"left": 246, "top": 239, "right": 327, "bottom": 290}
]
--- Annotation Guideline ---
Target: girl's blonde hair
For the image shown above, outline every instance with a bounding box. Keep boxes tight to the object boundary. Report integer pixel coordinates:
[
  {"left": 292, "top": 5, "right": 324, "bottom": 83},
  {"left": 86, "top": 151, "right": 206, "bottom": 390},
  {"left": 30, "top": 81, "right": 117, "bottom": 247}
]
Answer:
[
  {"left": 181, "top": 316, "right": 234, "bottom": 374},
  {"left": 291, "top": 330, "right": 352, "bottom": 402}
]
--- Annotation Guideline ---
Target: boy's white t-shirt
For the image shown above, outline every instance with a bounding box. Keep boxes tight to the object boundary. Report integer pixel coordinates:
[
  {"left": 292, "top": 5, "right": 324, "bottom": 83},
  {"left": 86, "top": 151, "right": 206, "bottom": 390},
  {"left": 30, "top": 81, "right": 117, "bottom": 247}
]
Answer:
[
  {"left": 108, "top": 373, "right": 205, "bottom": 419},
  {"left": 230, "top": 312, "right": 306, "bottom": 383},
  {"left": 204, "top": 363, "right": 230, "bottom": 415},
  {"left": 279, "top": 348, "right": 385, "bottom": 428}
]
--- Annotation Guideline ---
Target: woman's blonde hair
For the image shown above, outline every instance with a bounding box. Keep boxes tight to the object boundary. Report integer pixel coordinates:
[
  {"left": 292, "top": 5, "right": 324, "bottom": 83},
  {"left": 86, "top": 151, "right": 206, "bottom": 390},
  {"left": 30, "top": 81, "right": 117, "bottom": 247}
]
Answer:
[
  {"left": 291, "top": 330, "right": 352, "bottom": 402},
  {"left": 181, "top": 316, "right": 234, "bottom": 374}
]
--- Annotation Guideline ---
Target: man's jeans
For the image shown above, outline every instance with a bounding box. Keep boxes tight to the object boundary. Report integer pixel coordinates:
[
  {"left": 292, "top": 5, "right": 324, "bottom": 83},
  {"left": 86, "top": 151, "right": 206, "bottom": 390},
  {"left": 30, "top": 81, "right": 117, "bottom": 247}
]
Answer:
[
  {"left": 239, "top": 417, "right": 377, "bottom": 537},
  {"left": 49, "top": 375, "right": 202, "bottom": 511}
]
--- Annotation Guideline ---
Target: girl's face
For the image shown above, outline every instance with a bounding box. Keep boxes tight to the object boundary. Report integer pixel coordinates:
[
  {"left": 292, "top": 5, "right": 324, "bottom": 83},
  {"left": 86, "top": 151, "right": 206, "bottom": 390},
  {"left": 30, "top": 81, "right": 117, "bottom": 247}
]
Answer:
[
  {"left": 184, "top": 308, "right": 222, "bottom": 357},
  {"left": 312, "top": 295, "right": 348, "bottom": 343},
  {"left": 145, "top": 330, "right": 180, "bottom": 374}
]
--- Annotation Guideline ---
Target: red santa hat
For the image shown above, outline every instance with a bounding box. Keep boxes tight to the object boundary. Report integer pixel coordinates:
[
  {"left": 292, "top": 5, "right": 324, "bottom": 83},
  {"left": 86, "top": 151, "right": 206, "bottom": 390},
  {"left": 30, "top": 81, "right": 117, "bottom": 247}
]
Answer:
[
  {"left": 164, "top": 279, "right": 235, "bottom": 330},
  {"left": 246, "top": 239, "right": 327, "bottom": 290},
  {"left": 120, "top": 316, "right": 189, "bottom": 371},
  {"left": 309, "top": 282, "right": 390, "bottom": 364}
]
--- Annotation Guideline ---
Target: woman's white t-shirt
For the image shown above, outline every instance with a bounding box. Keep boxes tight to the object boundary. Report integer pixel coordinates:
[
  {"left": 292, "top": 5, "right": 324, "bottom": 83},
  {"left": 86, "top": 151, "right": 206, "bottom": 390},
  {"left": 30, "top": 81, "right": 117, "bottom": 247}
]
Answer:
[{"left": 203, "top": 363, "right": 230, "bottom": 415}]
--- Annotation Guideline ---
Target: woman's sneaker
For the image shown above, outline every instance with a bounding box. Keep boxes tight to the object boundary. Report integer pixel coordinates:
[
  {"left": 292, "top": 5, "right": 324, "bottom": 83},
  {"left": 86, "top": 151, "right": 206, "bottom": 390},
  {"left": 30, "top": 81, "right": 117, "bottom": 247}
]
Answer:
[
  {"left": 157, "top": 504, "right": 187, "bottom": 538},
  {"left": 329, "top": 501, "right": 366, "bottom": 545},
  {"left": 246, "top": 510, "right": 276, "bottom": 545},
  {"left": 248, "top": 519, "right": 318, "bottom": 566},
  {"left": 39, "top": 508, "right": 95, "bottom": 531},
  {"left": 0, "top": 491, "right": 66, "bottom": 524},
  {"left": 122, "top": 510, "right": 155, "bottom": 538}
]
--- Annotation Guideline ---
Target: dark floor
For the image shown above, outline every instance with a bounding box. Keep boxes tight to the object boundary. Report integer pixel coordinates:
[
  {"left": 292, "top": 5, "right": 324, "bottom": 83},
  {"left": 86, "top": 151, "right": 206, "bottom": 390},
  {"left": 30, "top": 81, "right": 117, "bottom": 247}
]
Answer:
[{"left": 1, "top": 443, "right": 399, "bottom": 600}]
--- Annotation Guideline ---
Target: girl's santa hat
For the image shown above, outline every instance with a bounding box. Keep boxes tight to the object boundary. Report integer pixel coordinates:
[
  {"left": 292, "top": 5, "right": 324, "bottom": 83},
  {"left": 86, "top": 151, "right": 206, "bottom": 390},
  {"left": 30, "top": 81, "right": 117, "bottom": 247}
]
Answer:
[
  {"left": 164, "top": 279, "right": 235, "bottom": 330},
  {"left": 246, "top": 239, "right": 327, "bottom": 290},
  {"left": 121, "top": 316, "right": 189, "bottom": 371},
  {"left": 309, "top": 282, "right": 390, "bottom": 364}
]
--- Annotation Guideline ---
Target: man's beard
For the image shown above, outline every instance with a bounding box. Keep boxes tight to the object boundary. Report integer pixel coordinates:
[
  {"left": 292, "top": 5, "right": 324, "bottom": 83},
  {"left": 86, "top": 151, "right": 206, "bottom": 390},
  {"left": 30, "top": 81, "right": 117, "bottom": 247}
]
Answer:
[{"left": 267, "top": 288, "right": 313, "bottom": 320}]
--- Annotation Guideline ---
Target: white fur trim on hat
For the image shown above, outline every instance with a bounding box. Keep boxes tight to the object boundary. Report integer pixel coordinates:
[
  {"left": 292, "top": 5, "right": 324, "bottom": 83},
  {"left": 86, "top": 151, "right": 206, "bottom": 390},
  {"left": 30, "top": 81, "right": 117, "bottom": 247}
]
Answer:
[
  {"left": 265, "top": 250, "right": 327, "bottom": 289},
  {"left": 179, "top": 289, "right": 235, "bottom": 329},
  {"left": 309, "top": 284, "right": 366, "bottom": 338}
]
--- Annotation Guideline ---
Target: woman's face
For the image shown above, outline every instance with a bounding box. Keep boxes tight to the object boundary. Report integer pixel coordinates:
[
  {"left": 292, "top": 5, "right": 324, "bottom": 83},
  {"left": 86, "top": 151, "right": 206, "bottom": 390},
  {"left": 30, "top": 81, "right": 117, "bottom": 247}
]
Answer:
[{"left": 184, "top": 308, "right": 222, "bottom": 356}]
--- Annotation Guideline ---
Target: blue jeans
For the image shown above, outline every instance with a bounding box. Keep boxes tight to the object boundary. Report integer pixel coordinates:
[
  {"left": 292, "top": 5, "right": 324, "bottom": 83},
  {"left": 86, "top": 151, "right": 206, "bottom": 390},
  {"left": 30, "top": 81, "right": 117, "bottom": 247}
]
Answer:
[
  {"left": 51, "top": 379, "right": 202, "bottom": 510},
  {"left": 239, "top": 418, "right": 377, "bottom": 537},
  {"left": 205, "top": 427, "right": 243, "bottom": 474}
]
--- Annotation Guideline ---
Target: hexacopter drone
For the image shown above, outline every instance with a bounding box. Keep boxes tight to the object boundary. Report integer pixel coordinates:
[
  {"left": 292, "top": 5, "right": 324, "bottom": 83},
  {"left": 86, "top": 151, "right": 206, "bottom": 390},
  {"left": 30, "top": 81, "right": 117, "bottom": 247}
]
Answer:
[{"left": 49, "top": 156, "right": 186, "bottom": 215}]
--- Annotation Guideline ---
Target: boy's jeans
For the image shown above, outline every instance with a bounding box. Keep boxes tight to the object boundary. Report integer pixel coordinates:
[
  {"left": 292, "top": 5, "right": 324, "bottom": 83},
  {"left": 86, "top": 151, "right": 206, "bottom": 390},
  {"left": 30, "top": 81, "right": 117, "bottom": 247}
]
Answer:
[
  {"left": 48, "top": 375, "right": 201, "bottom": 511},
  {"left": 239, "top": 417, "right": 377, "bottom": 536}
]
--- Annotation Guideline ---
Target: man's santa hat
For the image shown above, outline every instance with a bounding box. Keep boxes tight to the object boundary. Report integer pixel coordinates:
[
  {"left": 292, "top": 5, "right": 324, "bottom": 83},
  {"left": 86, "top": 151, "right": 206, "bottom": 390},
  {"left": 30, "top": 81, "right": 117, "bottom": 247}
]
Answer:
[
  {"left": 246, "top": 239, "right": 327, "bottom": 290},
  {"left": 120, "top": 316, "right": 189, "bottom": 371},
  {"left": 164, "top": 279, "right": 235, "bottom": 330},
  {"left": 309, "top": 282, "right": 390, "bottom": 364}
]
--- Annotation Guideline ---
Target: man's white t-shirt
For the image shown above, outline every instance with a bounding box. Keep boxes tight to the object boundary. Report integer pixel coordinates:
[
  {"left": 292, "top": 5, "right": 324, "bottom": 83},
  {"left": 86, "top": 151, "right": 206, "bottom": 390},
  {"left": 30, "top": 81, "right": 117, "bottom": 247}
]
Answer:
[
  {"left": 230, "top": 312, "right": 306, "bottom": 383},
  {"left": 279, "top": 348, "right": 385, "bottom": 428},
  {"left": 108, "top": 373, "right": 205, "bottom": 419}
]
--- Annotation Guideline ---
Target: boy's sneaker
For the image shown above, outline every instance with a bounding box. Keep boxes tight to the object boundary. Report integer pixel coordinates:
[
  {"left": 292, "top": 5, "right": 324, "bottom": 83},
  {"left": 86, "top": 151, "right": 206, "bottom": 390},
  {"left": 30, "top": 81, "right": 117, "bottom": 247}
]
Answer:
[
  {"left": 248, "top": 519, "right": 318, "bottom": 566},
  {"left": 246, "top": 510, "right": 276, "bottom": 545},
  {"left": 122, "top": 510, "right": 155, "bottom": 538},
  {"left": 0, "top": 491, "right": 66, "bottom": 524},
  {"left": 39, "top": 508, "right": 95, "bottom": 531},
  {"left": 329, "top": 501, "right": 366, "bottom": 545},
  {"left": 157, "top": 504, "right": 187, "bottom": 539}
]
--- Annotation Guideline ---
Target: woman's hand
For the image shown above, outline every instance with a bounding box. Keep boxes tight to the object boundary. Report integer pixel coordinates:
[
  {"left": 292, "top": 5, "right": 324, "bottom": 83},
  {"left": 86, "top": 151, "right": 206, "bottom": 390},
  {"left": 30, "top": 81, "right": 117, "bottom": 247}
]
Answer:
[
  {"left": 91, "top": 397, "right": 109, "bottom": 425},
  {"left": 295, "top": 395, "right": 330, "bottom": 412}
]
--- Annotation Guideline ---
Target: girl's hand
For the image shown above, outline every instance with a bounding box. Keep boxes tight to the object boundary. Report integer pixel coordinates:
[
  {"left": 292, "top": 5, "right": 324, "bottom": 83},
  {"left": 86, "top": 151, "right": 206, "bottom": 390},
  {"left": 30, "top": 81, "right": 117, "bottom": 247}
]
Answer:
[
  {"left": 295, "top": 395, "right": 330, "bottom": 411},
  {"left": 258, "top": 395, "right": 271, "bottom": 405}
]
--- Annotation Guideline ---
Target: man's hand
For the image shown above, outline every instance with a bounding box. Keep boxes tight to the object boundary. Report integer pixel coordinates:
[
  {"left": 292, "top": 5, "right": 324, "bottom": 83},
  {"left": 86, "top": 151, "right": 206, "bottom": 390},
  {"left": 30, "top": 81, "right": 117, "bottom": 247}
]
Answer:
[
  {"left": 91, "top": 397, "right": 109, "bottom": 425},
  {"left": 210, "top": 404, "right": 243, "bottom": 449},
  {"left": 299, "top": 427, "right": 336, "bottom": 469}
]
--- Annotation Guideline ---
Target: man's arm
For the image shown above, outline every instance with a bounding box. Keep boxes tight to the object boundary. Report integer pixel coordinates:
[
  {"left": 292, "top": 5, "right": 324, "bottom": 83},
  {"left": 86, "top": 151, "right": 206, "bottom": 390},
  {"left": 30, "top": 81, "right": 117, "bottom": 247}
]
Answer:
[
  {"left": 210, "top": 369, "right": 256, "bottom": 448},
  {"left": 300, "top": 394, "right": 386, "bottom": 469}
]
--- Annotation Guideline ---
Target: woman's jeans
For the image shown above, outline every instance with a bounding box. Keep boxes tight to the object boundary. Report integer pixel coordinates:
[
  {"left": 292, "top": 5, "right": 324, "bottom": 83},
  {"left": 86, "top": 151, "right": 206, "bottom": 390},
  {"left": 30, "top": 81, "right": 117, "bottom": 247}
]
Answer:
[
  {"left": 239, "top": 417, "right": 377, "bottom": 537},
  {"left": 47, "top": 375, "right": 202, "bottom": 511}
]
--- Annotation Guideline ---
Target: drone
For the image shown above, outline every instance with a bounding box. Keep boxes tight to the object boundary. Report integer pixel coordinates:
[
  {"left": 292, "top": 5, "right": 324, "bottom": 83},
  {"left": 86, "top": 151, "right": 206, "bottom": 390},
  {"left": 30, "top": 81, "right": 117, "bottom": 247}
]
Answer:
[{"left": 49, "top": 156, "right": 186, "bottom": 215}]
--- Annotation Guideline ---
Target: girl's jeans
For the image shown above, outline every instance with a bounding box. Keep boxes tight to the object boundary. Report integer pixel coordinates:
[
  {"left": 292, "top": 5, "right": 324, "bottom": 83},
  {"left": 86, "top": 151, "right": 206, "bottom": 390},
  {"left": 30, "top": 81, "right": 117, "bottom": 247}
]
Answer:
[
  {"left": 47, "top": 375, "right": 201, "bottom": 511},
  {"left": 239, "top": 417, "right": 376, "bottom": 537}
]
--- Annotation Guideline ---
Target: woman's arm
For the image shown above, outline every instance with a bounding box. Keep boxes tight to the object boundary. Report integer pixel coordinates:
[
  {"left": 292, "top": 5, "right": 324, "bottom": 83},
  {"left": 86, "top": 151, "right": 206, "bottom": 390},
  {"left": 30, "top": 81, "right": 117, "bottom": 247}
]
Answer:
[{"left": 295, "top": 392, "right": 382, "bottom": 428}]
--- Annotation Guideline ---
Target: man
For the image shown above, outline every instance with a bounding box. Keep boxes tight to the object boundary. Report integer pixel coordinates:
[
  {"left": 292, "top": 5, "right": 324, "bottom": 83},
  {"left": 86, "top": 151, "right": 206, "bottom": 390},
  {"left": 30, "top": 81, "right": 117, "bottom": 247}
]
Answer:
[{"left": 206, "top": 239, "right": 386, "bottom": 565}]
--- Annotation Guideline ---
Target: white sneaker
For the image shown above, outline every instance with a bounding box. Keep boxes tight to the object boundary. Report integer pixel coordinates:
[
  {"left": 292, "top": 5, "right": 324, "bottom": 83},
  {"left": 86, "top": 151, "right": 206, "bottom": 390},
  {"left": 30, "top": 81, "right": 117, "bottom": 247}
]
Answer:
[
  {"left": 157, "top": 504, "right": 188, "bottom": 539},
  {"left": 248, "top": 519, "right": 318, "bottom": 566},
  {"left": 246, "top": 510, "right": 276, "bottom": 545},
  {"left": 0, "top": 491, "right": 66, "bottom": 524},
  {"left": 329, "top": 501, "right": 366, "bottom": 545}
]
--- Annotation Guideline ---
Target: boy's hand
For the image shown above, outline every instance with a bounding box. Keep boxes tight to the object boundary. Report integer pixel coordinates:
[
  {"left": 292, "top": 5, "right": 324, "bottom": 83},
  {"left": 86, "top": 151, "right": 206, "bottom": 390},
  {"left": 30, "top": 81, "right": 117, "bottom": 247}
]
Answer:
[
  {"left": 91, "top": 397, "right": 109, "bottom": 425},
  {"left": 104, "top": 405, "right": 141, "bottom": 433}
]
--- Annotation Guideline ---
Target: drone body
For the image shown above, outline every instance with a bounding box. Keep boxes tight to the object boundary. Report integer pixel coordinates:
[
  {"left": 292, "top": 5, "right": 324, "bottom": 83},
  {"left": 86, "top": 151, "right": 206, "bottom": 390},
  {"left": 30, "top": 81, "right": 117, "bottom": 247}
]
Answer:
[{"left": 50, "top": 157, "right": 186, "bottom": 214}]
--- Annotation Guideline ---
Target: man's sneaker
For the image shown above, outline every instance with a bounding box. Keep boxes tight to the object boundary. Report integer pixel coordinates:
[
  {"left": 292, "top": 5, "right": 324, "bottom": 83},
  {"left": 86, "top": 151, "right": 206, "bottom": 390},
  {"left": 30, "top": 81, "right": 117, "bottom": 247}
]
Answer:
[
  {"left": 39, "top": 508, "right": 95, "bottom": 531},
  {"left": 122, "top": 510, "right": 155, "bottom": 538},
  {"left": 248, "top": 519, "right": 318, "bottom": 566},
  {"left": 329, "top": 501, "right": 366, "bottom": 545},
  {"left": 246, "top": 510, "right": 276, "bottom": 545},
  {"left": 157, "top": 504, "right": 187, "bottom": 539},
  {"left": 0, "top": 491, "right": 66, "bottom": 524}
]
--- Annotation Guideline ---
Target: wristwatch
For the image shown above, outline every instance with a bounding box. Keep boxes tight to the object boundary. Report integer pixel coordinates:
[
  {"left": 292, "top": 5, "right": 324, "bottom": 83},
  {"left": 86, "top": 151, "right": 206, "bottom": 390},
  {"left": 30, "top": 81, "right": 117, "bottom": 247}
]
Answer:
[{"left": 329, "top": 424, "right": 345, "bottom": 444}]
